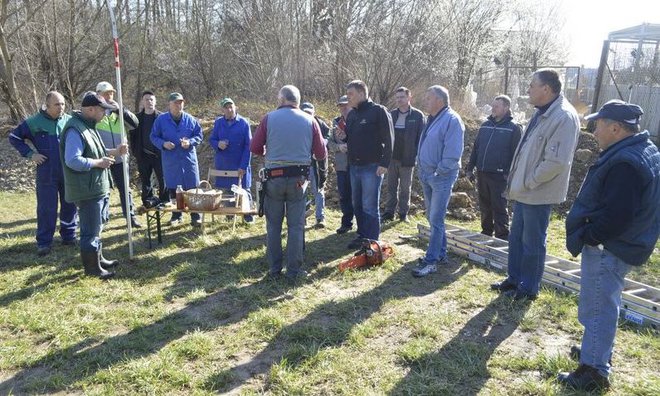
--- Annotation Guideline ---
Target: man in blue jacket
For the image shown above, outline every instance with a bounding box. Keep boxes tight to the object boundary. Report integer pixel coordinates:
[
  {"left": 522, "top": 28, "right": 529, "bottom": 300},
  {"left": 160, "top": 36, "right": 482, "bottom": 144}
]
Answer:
[
  {"left": 345, "top": 80, "right": 394, "bottom": 248},
  {"left": 558, "top": 100, "right": 659, "bottom": 391},
  {"left": 209, "top": 97, "right": 253, "bottom": 222},
  {"left": 414, "top": 85, "right": 464, "bottom": 277},
  {"left": 9, "top": 91, "right": 77, "bottom": 256},
  {"left": 465, "top": 95, "right": 521, "bottom": 240},
  {"left": 150, "top": 92, "right": 203, "bottom": 226}
]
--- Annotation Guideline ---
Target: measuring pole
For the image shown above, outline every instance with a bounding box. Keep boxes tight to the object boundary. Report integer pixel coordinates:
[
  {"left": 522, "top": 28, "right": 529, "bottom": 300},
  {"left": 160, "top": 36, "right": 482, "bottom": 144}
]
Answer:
[{"left": 108, "top": 2, "right": 134, "bottom": 259}]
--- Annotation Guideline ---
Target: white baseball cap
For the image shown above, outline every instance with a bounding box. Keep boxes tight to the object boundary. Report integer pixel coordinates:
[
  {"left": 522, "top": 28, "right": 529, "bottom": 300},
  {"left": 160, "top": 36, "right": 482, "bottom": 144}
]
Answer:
[{"left": 96, "top": 81, "right": 116, "bottom": 93}]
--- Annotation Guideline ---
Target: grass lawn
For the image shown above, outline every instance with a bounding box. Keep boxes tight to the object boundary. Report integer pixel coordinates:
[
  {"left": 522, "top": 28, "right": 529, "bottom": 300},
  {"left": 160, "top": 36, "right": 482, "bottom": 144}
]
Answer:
[{"left": 0, "top": 191, "right": 657, "bottom": 395}]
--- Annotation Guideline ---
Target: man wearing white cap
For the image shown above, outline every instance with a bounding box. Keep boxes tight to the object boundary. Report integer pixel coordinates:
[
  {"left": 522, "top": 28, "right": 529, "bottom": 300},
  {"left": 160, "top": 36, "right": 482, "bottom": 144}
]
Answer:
[{"left": 95, "top": 81, "right": 140, "bottom": 228}]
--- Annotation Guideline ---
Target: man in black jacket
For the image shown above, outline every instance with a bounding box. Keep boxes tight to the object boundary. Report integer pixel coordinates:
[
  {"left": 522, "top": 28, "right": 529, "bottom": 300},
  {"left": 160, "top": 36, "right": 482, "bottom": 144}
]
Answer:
[
  {"left": 131, "top": 91, "right": 167, "bottom": 206},
  {"left": 345, "top": 80, "right": 394, "bottom": 248},
  {"left": 383, "top": 87, "right": 426, "bottom": 222},
  {"left": 465, "top": 95, "right": 521, "bottom": 240}
]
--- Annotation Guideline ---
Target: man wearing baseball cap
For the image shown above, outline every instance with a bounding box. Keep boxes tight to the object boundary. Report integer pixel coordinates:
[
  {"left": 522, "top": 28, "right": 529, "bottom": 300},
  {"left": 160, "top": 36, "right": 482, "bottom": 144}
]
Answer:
[
  {"left": 328, "top": 95, "right": 354, "bottom": 234},
  {"left": 559, "top": 100, "right": 660, "bottom": 391},
  {"left": 209, "top": 97, "right": 254, "bottom": 222},
  {"left": 60, "top": 92, "right": 129, "bottom": 279},
  {"left": 95, "top": 81, "right": 141, "bottom": 228},
  {"left": 150, "top": 92, "right": 204, "bottom": 226}
]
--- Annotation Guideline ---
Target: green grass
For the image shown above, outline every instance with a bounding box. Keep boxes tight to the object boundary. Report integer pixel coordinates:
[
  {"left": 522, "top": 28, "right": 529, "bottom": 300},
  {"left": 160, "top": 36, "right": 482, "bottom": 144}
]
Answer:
[{"left": 0, "top": 191, "right": 658, "bottom": 395}]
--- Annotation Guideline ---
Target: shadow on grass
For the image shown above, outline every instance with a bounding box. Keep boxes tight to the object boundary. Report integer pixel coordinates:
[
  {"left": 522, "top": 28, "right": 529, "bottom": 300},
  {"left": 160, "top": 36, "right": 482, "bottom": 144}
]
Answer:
[
  {"left": 389, "top": 294, "right": 532, "bottom": 395},
  {"left": 0, "top": 218, "right": 361, "bottom": 393},
  {"left": 201, "top": 258, "right": 467, "bottom": 393},
  {"left": 0, "top": 262, "right": 292, "bottom": 394}
]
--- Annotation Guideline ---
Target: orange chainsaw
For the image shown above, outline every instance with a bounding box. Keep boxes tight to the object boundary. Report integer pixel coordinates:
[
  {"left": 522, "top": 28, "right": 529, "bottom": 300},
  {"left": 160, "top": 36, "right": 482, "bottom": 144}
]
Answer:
[{"left": 338, "top": 239, "right": 394, "bottom": 272}]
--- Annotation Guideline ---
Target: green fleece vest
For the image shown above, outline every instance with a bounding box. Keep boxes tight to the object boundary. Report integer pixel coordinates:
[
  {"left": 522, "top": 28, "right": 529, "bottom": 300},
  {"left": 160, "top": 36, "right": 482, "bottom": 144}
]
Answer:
[{"left": 60, "top": 112, "right": 112, "bottom": 203}]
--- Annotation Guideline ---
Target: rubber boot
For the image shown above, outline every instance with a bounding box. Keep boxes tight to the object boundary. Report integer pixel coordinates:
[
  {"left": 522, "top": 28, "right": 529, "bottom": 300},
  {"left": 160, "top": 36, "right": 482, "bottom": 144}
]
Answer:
[
  {"left": 98, "top": 243, "right": 119, "bottom": 270},
  {"left": 81, "top": 251, "right": 115, "bottom": 280}
]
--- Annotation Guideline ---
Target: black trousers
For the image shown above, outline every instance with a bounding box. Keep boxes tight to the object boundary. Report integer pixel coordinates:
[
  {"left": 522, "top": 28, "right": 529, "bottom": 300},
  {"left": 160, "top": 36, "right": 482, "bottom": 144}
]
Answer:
[
  {"left": 477, "top": 171, "right": 510, "bottom": 240},
  {"left": 137, "top": 154, "right": 168, "bottom": 205}
]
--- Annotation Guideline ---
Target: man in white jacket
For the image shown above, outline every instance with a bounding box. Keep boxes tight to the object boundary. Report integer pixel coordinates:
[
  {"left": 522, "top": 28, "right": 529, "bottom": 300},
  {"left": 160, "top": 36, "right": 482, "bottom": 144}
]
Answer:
[{"left": 491, "top": 68, "right": 580, "bottom": 300}]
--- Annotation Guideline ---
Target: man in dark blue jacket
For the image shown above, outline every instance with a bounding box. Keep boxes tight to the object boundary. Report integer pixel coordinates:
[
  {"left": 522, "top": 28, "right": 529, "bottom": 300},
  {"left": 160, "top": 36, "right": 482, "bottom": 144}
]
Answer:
[
  {"left": 132, "top": 91, "right": 167, "bottom": 206},
  {"left": 558, "top": 100, "right": 660, "bottom": 391},
  {"left": 465, "top": 95, "right": 521, "bottom": 240},
  {"left": 345, "top": 80, "right": 394, "bottom": 248},
  {"left": 9, "top": 91, "right": 77, "bottom": 256}
]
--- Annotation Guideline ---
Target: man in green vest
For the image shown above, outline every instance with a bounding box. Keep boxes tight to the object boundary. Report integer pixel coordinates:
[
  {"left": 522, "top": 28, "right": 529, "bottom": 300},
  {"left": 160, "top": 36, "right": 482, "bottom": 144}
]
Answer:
[{"left": 60, "top": 92, "right": 128, "bottom": 280}]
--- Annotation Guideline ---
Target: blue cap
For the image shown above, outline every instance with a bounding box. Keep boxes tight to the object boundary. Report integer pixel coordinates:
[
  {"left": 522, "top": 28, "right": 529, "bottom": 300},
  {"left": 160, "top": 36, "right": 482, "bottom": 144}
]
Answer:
[{"left": 584, "top": 99, "right": 643, "bottom": 126}]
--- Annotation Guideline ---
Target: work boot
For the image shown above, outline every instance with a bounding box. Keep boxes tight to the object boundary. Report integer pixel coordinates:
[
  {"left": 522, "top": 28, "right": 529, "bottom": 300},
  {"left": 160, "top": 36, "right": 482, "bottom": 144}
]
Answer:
[
  {"left": 490, "top": 278, "right": 518, "bottom": 292},
  {"left": 98, "top": 243, "right": 119, "bottom": 270},
  {"left": 81, "top": 251, "right": 115, "bottom": 280},
  {"left": 570, "top": 345, "right": 613, "bottom": 366},
  {"left": 131, "top": 216, "right": 143, "bottom": 228},
  {"left": 557, "top": 364, "right": 610, "bottom": 391},
  {"left": 37, "top": 246, "right": 52, "bottom": 257}
]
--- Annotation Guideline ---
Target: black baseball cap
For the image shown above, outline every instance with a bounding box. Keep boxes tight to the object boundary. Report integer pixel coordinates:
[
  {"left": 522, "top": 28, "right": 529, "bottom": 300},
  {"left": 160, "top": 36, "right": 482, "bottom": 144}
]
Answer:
[{"left": 81, "top": 92, "right": 116, "bottom": 110}]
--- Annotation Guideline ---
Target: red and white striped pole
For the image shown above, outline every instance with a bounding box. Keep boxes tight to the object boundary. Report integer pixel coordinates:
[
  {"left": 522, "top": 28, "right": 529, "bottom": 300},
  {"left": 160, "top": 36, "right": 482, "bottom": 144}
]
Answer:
[{"left": 108, "top": 2, "right": 134, "bottom": 259}]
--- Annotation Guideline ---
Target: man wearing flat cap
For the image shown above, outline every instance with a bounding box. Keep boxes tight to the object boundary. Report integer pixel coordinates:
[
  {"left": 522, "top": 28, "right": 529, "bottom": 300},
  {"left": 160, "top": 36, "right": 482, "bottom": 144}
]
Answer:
[
  {"left": 60, "top": 92, "right": 129, "bottom": 279},
  {"left": 558, "top": 100, "right": 660, "bottom": 391}
]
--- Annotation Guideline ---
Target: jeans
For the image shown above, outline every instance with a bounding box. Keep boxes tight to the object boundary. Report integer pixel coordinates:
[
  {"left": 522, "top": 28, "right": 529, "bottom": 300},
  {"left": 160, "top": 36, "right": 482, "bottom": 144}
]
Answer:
[
  {"left": 35, "top": 178, "right": 77, "bottom": 248},
  {"left": 77, "top": 195, "right": 109, "bottom": 253},
  {"left": 137, "top": 153, "right": 168, "bottom": 204},
  {"left": 309, "top": 166, "right": 325, "bottom": 221},
  {"left": 110, "top": 162, "right": 136, "bottom": 218},
  {"left": 419, "top": 169, "right": 458, "bottom": 264},
  {"left": 336, "top": 170, "right": 354, "bottom": 228},
  {"left": 350, "top": 163, "right": 383, "bottom": 240},
  {"left": 578, "top": 246, "right": 631, "bottom": 378},
  {"left": 264, "top": 176, "right": 307, "bottom": 277},
  {"left": 476, "top": 171, "right": 510, "bottom": 239},
  {"left": 506, "top": 201, "right": 553, "bottom": 295},
  {"left": 385, "top": 159, "right": 414, "bottom": 216}
]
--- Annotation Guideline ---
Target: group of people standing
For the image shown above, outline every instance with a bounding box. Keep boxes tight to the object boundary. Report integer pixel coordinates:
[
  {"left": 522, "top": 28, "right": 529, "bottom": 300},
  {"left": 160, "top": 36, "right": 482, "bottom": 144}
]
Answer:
[{"left": 8, "top": 69, "right": 659, "bottom": 392}]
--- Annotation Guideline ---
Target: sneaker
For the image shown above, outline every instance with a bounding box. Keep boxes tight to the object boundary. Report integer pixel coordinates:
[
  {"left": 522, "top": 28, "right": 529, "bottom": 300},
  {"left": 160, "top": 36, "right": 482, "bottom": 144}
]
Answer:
[
  {"left": 191, "top": 219, "right": 202, "bottom": 228},
  {"left": 412, "top": 262, "right": 437, "bottom": 277},
  {"left": 314, "top": 220, "right": 326, "bottom": 229},
  {"left": 243, "top": 215, "right": 255, "bottom": 224},
  {"left": 37, "top": 246, "right": 51, "bottom": 257},
  {"left": 557, "top": 364, "right": 610, "bottom": 391},
  {"left": 168, "top": 217, "right": 183, "bottom": 226},
  {"left": 336, "top": 225, "right": 352, "bottom": 234}
]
